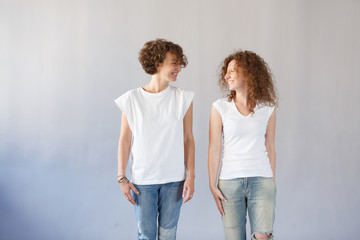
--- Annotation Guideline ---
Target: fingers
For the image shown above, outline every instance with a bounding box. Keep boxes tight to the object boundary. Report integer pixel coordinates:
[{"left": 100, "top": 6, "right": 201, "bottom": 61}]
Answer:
[
  {"left": 130, "top": 183, "right": 140, "bottom": 195},
  {"left": 124, "top": 192, "right": 136, "bottom": 205},
  {"left": 182, "top": 192, "right": 193, "bottom": 203},
  {"left": 216, "top": 198, "right": 225, "bottom": 216},
  {"left": 217, "top": 190, "right": 227, "bottom": 203},
  {"left": 120, "top": 182, "right": 139, "bottom": 205},
  {"left": 182, "top": 185, "right": 194, "bottom": 204},
  {"left": 212, "top": 189, "right": 227, "bottom": 216}
]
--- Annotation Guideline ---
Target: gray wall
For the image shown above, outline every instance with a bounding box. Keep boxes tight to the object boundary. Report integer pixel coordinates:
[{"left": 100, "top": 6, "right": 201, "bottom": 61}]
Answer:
[{"left": 1, "top": 0, "right": 359, "bottom": 239}]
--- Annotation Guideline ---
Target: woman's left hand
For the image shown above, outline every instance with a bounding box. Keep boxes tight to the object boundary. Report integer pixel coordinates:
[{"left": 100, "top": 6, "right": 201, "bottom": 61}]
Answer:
[{"left": 182, "top": 175, "right": 195, "bottom": 203}]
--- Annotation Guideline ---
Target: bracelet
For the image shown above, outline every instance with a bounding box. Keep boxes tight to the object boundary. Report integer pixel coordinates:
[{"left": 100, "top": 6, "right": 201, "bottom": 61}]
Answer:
[
  {"left": 117, "top": 174, "right": 126, "bottom": 179},
  {"left": 117, "top": 175, "right": 125, "bottom": 182},
  {"left": 118, "top": 179, "right": 129, "bottom": 184},
  {"left": 117, "top": 176, "right": 129, "bottom": 184}
]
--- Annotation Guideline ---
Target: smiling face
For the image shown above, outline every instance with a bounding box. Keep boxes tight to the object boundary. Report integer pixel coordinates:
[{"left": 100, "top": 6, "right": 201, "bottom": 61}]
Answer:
[
  {"left": 156, "top": 52, "right": 182, "bottom": 82},
  {"left": 225, "top": 59, "right": 246, "bottom": 91}
]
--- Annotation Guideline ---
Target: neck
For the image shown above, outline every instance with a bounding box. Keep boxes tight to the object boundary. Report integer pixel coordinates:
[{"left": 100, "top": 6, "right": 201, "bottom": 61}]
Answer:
[
  {"left": 144, "top": 75, "right": 169, "bottom": 93},
  {"left": 234, "top": 87, "right": 248, "bottom": 105}
]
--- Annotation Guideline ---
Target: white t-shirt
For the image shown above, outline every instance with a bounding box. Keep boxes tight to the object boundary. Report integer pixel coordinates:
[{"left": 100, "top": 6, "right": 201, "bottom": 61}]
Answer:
[
  {"left": 213, "top": 98, "right": 274, "bottom": 179},
  {"left": 115, "top": 85, "right": 194, "bottom": 185}
]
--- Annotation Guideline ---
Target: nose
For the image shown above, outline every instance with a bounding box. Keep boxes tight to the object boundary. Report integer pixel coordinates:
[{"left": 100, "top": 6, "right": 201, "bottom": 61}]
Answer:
[{"left": 225, "top": 73, "right": 230, "bottom": 80}]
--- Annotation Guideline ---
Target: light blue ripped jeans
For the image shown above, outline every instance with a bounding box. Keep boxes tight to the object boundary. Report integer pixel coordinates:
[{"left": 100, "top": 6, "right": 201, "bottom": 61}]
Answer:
[
  {"left": 132, "top": 181, "right": 184, "bottom": 240},
  {"left": 218, "top": 177, "right": 276, "bottom": 240}
]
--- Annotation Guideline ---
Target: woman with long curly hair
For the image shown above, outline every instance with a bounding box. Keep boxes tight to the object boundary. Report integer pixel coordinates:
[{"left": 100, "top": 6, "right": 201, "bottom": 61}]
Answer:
[
  {"left": 114, "top": 39, "right": 195, "bottom": 239},
  {"left": 208, "top": 50, "right": 278, "bottom": 240}
]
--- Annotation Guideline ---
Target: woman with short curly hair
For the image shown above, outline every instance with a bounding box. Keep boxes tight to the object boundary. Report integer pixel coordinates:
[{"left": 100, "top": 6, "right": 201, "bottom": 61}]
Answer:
[
  {"left": 208, "top": 50, "right": 278, "bottom": 240},
  {"left": 114, "top": 39, "right": 195, "bottom": 239}
]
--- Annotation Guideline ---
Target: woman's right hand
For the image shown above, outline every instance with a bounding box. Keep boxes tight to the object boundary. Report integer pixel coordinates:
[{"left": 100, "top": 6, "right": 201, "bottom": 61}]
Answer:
[
  {"left": 210, "top": 187, "right": 227, "bottom": 216},
  {"left": 120, "top": 181, "right": 139, "bottom": 205}
]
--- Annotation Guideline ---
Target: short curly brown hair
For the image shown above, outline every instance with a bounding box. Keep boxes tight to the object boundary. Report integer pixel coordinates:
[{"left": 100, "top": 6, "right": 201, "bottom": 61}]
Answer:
[
  {"left": 219, "top": 50, "right": 278, "bottom": 113},
  {"left": 138, "top": 39, "right": 188, "bottom": 75}
]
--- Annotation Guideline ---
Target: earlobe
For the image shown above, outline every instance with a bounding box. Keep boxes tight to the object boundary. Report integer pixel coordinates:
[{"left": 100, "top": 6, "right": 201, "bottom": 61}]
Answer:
[{"left": 155, "top": 62, "right": 162, "bottom": 72}]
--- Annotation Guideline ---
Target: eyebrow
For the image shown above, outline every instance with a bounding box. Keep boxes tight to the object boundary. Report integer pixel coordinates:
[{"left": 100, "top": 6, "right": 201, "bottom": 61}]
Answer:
[{"left": 171, "top": 59, "right": 181, "bottom": 63}]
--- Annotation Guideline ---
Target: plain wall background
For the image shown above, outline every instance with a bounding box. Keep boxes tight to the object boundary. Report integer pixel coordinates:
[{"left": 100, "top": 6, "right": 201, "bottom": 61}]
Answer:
[{"left": 1, "top": 0, "right": 359, "bottom": 239}]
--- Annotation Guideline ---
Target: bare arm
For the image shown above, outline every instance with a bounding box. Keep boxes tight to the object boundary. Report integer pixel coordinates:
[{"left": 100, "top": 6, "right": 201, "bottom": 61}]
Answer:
[
  {"left": 208, "top": 107, "right": 227, "bottom": 215},
  {"left": 265, "top": 108, "right": 276, "bottom": 181},
  {"left": 182, "top": 102, "right": 195, "bottom": 203},
  {"left": 117, "top": 112, "right": 139, "bottom": 205},
  {"left": 117, "top": 113, "right": 132, "bottom": 176}
]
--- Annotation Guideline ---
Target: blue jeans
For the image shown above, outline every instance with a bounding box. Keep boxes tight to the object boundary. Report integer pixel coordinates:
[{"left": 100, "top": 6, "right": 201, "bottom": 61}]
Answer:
[
  {"left": 218, "top": 177, "right": 276, "bottom": 240},
  {"left": 132, "top": 181, "right": 184, "bottom": 240}
]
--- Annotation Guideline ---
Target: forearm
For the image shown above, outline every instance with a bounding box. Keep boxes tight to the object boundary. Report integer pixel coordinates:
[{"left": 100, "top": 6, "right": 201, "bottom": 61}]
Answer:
[
  {"left": 117, "top": 138, "right": 131, "bottom": 175},
  {"left": 269, "top": 150, "right": 276, "bottom": 178},
  {"left": 184, "top": 137, "right": 195, "bottom": 178},
  {"left": 265, "top": 109, "right": 276, "bottom": 179},
  {"left": 266, "top": 144, "right": 276, "bottom": 178},
  {"left": 208, "top": 150, "right": 221, "bottom": 190}
]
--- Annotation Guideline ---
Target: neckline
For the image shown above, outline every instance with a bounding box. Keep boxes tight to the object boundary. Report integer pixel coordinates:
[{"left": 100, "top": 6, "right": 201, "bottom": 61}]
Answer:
[
  {"left": 232, "top": 99, "right": 251, "bottom": 117},
  {"left": 139, "top": 85, "right": 171, "bottom": 96}
]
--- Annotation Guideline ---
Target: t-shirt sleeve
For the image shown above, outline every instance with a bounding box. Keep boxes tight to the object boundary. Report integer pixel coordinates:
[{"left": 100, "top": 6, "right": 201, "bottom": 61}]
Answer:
[
  {"left": 267, "top": 106, "right": 275, "bottom": 120},
  {"left": 182, "top": 90, "right": 195, "bottom": 117},
  {"left": 212, "top": 99, "right": 222, "bottom": 117},
  {"left": 114, "top": 91, "right": 134, "bottom": 130}
]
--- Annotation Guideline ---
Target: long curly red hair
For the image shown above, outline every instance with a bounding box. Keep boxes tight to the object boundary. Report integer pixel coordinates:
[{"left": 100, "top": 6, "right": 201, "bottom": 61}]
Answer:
[{"left": 219, "top": 50, "right": 278, "bottom": 113}]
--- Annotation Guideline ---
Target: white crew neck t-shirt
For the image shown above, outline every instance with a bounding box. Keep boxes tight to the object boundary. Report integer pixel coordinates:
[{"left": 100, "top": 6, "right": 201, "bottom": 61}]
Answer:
[
  {"left": 115, "top": 85, "right": 194, "bottom": 185},
  {"left": 213, "top": 98, "right": 274, "bottom": 179}
]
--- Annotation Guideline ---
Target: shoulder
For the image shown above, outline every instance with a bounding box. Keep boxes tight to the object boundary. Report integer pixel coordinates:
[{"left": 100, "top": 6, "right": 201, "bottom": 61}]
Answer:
[
  {"left": 171, "top": 86, "right": 195, "bottom": 104},
  {"left": 212, "top": 97, "right": 229, "bottom": 107},
  {"left": 123, "top": 88, "right": 141, "bottom": 98},
  {"left": 212, "top": 97, "right": 230, "bottom": 116},
  {"left": 172, "top": 86, "right": 194, "bottom": 96},
  {"left": 114, "top": 88, "right": 140, "bottom": 102},
  {"left": 214, "top": 97, "right": 228, "bottom": 103},
  {"left": 256, "top": 102, "right": 275, "bottom": 111},
  {"left": 254, "top": 103, "right": 275, "bottom": 118}
]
